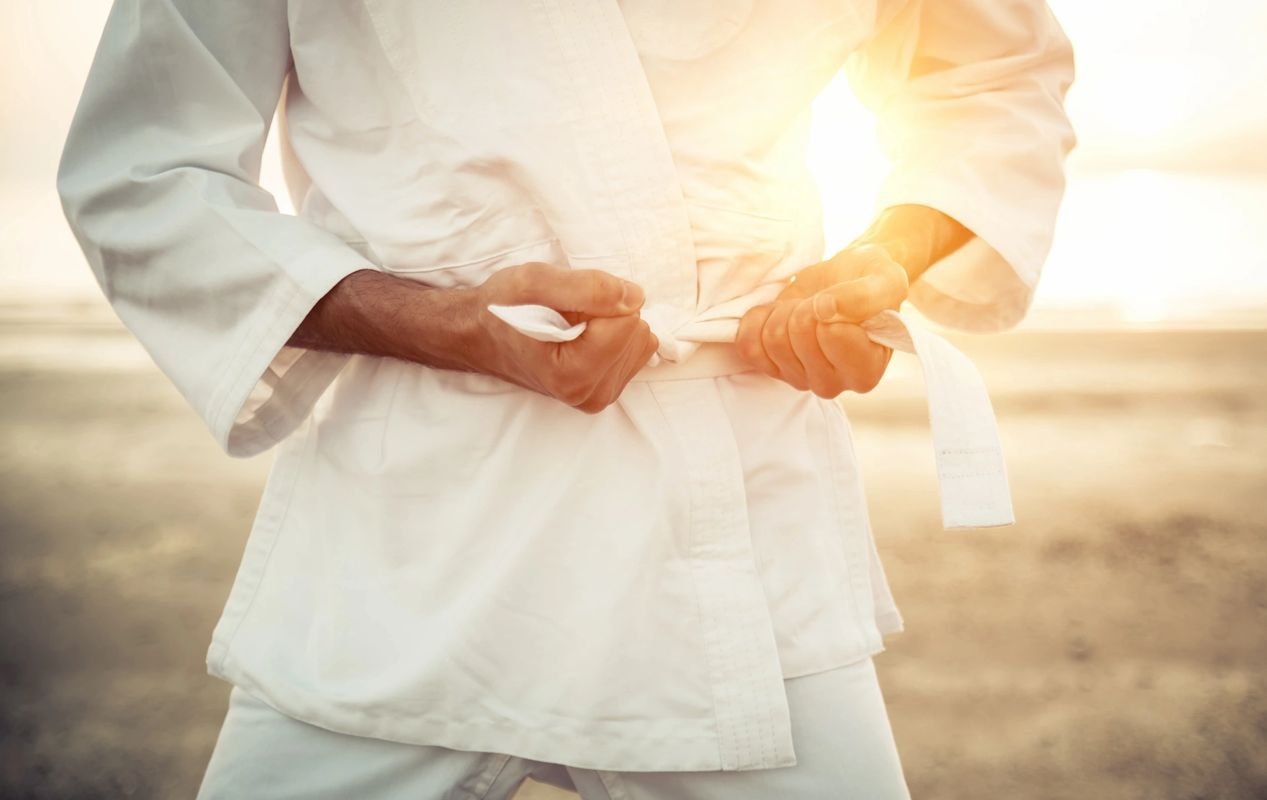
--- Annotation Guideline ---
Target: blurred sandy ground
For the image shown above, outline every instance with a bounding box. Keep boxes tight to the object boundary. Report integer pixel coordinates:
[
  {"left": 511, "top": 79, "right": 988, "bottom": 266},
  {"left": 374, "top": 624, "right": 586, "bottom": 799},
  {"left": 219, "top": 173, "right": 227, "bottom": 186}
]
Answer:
[
  {"left": 2, "top": 303, "right": 1264, "bottom": 799},
  {"left": 6, "top": 1, "right": 1267, "bottom": 795}
]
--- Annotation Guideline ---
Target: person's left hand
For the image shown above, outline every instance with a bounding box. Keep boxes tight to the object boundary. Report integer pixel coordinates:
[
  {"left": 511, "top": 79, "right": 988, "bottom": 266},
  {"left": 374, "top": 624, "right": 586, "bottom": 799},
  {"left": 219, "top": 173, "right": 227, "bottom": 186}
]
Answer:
[{"left": 735, "top": 244, "right": 908, "bottom": 397}]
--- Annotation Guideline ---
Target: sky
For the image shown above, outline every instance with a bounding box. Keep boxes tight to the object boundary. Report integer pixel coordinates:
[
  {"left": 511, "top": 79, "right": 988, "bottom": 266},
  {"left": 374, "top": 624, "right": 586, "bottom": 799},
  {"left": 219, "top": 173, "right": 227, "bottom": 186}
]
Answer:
[
  {"left": 2, "top": 0, "right": 1266, "bottom": 324},
  {"left": 1052, "top": 0, "right": 1267, "bottom": 171}
]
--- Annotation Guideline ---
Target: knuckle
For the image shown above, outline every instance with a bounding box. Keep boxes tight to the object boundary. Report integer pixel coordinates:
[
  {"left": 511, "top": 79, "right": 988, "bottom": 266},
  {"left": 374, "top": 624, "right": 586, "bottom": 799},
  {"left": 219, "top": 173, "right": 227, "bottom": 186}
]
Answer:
[
  {"left": 582, "top": 318, "right": 621, "bottom": 348},
  {"left": 539, "top": 369, "right": 564, "bottom": 395},
  {"left": 738, "top": 339, "right": 765, "bottom": 364},
  {"left": 585, "top": 272, "right": 623, "bottom": 308},
  {"left": 566, "top": 385, "right": 594, "bottom": 406},
  {"left": 806, "top": 371, "right": 836, "bottom": 398},
  {"left": 611, "top": 313, "right": 640, "bottom": 334},
  {"left": 790, "top": 302, "right": 816, "bottom": 330},
  {"left": 822, "top": 323, "right": 855, "bottom": 350},
  {"left": 578, "top": 389, "right": 614, "bottom": 413},
  {"left": 644, "top": 334, "right": 660, "bottom": 358},
  {"left": 519, "top": 261, "right": 548, "bottom": 281},
  {"left": 825, "top": 377, "right": 848, "bottom": 398},
  {"left": 762, "top": 324, "right": 787, "bottom": 352},
  {"left": 884, "top": 279, "right": 908, "bottom": 304},
  {"left": 851, "top": 368, "right": 883, "bottom": 394},
  {"left": 590, "top": 282, "right": 620, "bottom": 311},
  {"left": 541, "top": 374, "right": 568, "bottom": 401},
  {"left": 831, "top": 322, "right": 857, "bottom": 340},
  {"left": 551, "top": 372, "right": 591, "bottom": 406},
  {"left": 583, "top": 315, "right": 612, "bottom": 335},
  {"left": 510, "top": 262, "right": 547, "bottom": 294}
]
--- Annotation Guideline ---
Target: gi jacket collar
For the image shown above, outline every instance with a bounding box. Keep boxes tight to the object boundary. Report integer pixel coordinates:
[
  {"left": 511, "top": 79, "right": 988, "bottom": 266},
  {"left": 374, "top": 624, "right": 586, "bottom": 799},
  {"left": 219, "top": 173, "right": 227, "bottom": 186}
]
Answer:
[{"left": 528, "top": 0, "right": 701, "bottom": 312}]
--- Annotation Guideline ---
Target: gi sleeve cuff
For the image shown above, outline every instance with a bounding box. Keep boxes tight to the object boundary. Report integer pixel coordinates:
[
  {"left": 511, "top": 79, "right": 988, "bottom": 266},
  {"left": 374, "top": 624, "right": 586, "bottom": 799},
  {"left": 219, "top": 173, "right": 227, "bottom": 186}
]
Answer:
[
  {"left": 878, "top": 175, "right": 1045, "bottom": 334},
  {"left": 207, "top": 244, "right": 376, "bottom": 458}
]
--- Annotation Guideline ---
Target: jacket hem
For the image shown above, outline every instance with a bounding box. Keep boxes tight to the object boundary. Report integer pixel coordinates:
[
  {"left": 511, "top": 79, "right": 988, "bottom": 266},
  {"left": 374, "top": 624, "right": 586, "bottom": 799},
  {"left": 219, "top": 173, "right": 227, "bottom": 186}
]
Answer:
[{"left": 206, "top": 659, "right": 799, "bottom": 773}]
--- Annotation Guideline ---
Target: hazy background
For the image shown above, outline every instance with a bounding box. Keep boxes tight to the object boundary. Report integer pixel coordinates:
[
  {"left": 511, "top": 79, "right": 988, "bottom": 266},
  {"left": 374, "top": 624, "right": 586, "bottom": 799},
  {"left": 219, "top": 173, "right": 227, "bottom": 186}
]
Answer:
[{"left": 2, "top": 1, "right": 1265, "bottom": 798}]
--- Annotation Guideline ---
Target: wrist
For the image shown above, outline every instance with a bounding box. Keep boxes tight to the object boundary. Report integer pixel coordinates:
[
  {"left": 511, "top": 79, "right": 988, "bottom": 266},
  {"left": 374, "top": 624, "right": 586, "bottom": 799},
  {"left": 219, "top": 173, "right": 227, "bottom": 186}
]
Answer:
[
  {"left": 402, "top": 283, "right": 488, "bottom": 372},
  {"left": 853, "top": 205, "right": 972, "bottom": 285},
  {"left": 853, "top": 236, "right": 922, "bottom": 286}
]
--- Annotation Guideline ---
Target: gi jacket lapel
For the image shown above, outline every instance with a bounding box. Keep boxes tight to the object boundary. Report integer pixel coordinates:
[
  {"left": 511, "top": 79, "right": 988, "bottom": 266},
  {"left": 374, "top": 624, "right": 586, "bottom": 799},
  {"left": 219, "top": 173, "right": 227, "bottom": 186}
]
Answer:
[{"left": 529, "top": 0, "right": 699, "bottom": 314}]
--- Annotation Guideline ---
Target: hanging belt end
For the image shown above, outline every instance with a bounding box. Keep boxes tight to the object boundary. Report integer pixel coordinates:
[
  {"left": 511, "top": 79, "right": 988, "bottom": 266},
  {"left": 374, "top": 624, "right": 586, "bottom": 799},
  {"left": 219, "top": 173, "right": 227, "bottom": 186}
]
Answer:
[{"left": 938, "top": 469, "right": 1016, "bottom": 530}]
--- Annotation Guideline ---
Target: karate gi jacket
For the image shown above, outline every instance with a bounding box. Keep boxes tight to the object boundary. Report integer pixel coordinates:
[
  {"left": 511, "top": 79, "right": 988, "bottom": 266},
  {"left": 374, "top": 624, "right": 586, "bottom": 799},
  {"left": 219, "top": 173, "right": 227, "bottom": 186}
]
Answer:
[{"left": 58, "top": 0, "right": 1074, "bottom": 772}]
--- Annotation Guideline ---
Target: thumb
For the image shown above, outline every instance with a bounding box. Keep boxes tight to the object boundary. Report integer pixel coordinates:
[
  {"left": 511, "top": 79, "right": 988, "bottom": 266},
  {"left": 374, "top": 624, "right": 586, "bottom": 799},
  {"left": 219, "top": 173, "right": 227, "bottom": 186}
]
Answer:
[
  {"left": 811, "top": 273, "right": 907, "bottom": 324},
  {"left": 510, "top": 265, "right": 645, "bottom": 317}
]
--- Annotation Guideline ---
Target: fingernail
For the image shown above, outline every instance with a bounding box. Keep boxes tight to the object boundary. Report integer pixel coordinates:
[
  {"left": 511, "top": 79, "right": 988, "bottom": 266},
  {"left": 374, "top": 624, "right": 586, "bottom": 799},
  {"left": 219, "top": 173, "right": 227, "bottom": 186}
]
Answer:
[
  {"left": 814, "top": 293, "right": 837, "bottom": 322},
  {"left": 620, "top": 281, "right": 644, "bottom": 312}
]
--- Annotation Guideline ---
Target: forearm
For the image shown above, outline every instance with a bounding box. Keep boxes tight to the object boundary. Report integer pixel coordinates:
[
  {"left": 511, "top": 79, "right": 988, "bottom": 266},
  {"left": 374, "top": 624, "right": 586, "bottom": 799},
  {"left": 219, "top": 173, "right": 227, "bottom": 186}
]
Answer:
[
  {"left": 287, "top": 269, "right": 482, "bottom": 371},
  {"left": 851, "top": 204, "right": 973, "bottom": 285}
]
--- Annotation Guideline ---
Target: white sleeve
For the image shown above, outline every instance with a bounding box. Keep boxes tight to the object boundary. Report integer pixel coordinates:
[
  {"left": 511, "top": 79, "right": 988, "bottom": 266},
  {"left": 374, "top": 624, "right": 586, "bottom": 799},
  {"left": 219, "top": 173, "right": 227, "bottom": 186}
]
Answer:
[
  {"left": 847, "top": 0, "right": 1076, "bottom": 332},
  {"left": 57, "top": 0, "right": 375, "bottom": 457}
]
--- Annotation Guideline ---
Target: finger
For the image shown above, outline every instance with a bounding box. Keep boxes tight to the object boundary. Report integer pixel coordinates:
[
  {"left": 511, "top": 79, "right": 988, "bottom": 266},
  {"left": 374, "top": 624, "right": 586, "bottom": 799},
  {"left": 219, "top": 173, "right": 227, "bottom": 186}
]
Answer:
[
  {"left": 812, "top": 273, "right": 906, "bottom": 324},
  {"left": 576, "top": 319, "right": 658, "bottom": 412},
  {"left": 776, "top": 261, "right": 837, "bottom": 300},
  {"left": 605, "top": 324, "right": 661, "bottom": 402},
  {"left": 776, "top": 275, "right": 810, "bottom": 302},
  {"left": 787, "top": 300, "right": 843, "bottom": 398},
  {"left": 815, "top": 322, "right": 893, "bottom": 393},
  {"left": 569, "top": 312, "right": 643, "bottom": 361},
  {"left": 849, "top": 341, "right": 893, "bottom": 393},
  {"left": 761, "top": 300, "right": 809, "bottom": 390},
  {"left": 507, "top": 263, "right": 645, "bottom": 317},
  {"left": 549, "top": 313, "right": 642, "bottom": 405},
  {"left": 735, "top": 304, "right": 781, "bottom": 377}
]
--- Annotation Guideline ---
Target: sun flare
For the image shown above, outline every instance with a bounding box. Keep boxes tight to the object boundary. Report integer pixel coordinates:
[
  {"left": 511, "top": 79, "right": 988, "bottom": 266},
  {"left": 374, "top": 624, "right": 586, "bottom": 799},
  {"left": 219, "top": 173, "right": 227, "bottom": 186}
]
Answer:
[{"left": 806, "top": 71, "right": 891, "bottom": 255}]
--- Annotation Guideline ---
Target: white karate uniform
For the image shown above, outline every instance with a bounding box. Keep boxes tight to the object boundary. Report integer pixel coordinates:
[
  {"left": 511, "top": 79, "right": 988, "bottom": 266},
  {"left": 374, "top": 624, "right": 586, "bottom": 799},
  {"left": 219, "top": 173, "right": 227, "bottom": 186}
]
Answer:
[
  {"left": 58, "top": 0, "right": 1073, "bottom": 782},
  {"left": 197, "top": 658, "right": 910, "bottom": 799}
]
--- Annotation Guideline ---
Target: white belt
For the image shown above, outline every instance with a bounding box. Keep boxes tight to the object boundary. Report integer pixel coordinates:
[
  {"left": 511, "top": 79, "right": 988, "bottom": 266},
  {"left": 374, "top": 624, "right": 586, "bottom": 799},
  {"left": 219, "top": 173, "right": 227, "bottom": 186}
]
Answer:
[{"left": 487, "top": 302, "right": 1014, "bottom": 530}]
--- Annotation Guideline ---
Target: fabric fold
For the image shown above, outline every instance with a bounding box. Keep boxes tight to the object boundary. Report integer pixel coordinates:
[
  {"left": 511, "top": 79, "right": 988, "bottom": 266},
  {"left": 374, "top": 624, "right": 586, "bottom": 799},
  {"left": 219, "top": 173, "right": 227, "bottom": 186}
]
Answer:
[{"left": 487, "top": 301, "right": 1014, "bottom": 529}]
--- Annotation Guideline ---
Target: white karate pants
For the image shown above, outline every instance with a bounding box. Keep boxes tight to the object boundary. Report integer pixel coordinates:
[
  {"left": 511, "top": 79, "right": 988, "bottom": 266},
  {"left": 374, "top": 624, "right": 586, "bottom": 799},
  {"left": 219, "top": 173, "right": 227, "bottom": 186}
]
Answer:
[{"left": 196, "top": 656, "right": 909, "bottom": 799}]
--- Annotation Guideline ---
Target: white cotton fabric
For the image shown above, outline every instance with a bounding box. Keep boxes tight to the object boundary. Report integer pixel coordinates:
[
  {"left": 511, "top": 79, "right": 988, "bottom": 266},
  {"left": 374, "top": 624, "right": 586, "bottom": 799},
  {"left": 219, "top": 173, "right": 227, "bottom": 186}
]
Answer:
[
  {"left": 197, "top": 658, "right": 910, "bottom": 800},
  {"left": 58, "top": 0, "right": 1074, "bottom": 773},
  {"left": 488, "top": 303, "right": 1013, "bottom": 529}
]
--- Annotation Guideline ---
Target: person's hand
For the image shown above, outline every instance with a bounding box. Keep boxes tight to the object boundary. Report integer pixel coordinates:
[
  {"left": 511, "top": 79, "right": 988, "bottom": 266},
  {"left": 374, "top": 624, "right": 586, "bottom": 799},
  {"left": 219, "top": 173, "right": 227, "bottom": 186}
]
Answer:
[
  {"left": 734, "top": 244, "right": 907, "bottom": 397},
  {"left": 469, "top": 262, "right": 658, "bottom": 413}
]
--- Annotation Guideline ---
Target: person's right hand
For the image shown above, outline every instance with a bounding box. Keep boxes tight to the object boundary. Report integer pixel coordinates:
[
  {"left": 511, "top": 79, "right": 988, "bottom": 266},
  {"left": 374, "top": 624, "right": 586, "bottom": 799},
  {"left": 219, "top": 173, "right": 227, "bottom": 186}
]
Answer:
[{"left": 468, "top": 262, "right": 659, "bottom": 413}]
